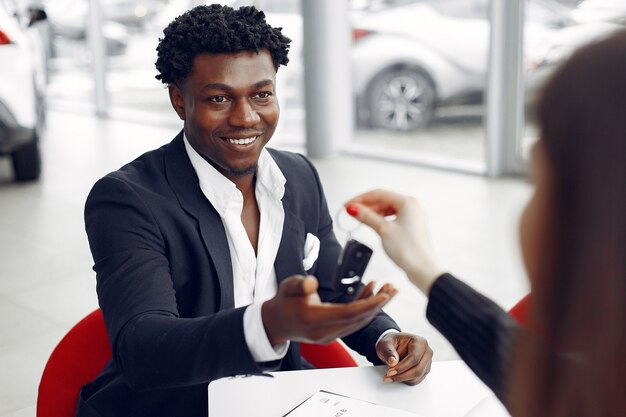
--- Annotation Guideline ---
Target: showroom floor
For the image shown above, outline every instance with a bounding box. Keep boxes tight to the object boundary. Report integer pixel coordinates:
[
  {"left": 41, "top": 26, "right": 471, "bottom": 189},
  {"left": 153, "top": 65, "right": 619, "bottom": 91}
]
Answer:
[{"left": 0, "top": 109, "right": 531, "bottom": 416}]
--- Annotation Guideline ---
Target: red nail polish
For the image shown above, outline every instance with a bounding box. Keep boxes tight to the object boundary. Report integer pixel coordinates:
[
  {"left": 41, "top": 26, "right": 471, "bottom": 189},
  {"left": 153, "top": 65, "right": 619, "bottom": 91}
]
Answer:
[{"left": 346, "top": 204, "right": 359, "bottom": 217}]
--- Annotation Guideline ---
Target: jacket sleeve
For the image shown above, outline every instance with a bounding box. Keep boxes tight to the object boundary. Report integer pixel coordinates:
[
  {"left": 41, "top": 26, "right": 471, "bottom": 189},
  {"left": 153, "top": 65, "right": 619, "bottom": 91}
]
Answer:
[
  {"left": 426, "top": 273, "right": 520, "bottom": 402},
  {"left": 295, "top": 154, "right": 401, "bottom": 364},
  {"left": 85, "top": 175, "right": 262, "bottom": 391}
]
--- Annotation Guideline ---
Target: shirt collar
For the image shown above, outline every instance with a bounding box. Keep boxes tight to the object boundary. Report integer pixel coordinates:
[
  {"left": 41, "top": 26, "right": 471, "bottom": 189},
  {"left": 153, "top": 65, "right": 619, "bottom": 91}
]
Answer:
[
  {"left": 256, "top": 145, "right": 286, "bottom": 201},
  {"left": 183, "top": 133, "right": 285, "bottom": 216}
]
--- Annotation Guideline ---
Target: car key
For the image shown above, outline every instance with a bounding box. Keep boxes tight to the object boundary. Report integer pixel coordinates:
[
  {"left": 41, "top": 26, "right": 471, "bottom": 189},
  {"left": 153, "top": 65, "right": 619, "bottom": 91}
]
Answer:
[{"left": 332, "top": 239, "right": 373, "bottom": 296}]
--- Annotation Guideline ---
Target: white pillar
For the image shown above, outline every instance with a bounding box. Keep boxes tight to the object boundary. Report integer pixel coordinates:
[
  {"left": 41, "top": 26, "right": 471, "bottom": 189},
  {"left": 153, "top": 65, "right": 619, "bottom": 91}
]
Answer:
[
  {"left": 302, "top": 0, "right": 353, "bottom": 158},
  {"left": 87, "top": 0, "right": 108, "bottom": 117},
  {"left": 485, "top": 0, "right": 525, "bottom": 177}
]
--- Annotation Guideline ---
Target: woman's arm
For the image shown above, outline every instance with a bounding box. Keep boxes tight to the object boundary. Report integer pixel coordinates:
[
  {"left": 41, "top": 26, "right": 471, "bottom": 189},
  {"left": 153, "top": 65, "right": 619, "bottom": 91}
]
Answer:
[{"left": 345, "top": 189, "right": 520, "bottom": 400}]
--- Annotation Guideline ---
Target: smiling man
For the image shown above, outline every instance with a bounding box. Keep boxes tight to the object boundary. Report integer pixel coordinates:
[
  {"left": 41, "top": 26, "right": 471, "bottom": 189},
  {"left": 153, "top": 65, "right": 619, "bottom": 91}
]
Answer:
[{"left": 80, "top": 5, "right": 432, "bottom": 417}]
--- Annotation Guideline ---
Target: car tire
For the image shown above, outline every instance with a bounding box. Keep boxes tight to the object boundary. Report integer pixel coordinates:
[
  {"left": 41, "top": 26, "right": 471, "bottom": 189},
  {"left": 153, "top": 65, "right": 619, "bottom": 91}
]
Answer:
[
  {"left": 365, "top": 67, "right": 436, "bottom": 131},
  {"left": 11, "top": 133, "right": 41, "bottom": 181}
]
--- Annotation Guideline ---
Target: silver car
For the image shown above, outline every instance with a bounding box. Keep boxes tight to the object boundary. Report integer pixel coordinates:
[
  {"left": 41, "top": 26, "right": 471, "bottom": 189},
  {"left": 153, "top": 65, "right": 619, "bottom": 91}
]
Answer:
[{"left": 351, "top": 0, "right": 623, "bottom": 131}]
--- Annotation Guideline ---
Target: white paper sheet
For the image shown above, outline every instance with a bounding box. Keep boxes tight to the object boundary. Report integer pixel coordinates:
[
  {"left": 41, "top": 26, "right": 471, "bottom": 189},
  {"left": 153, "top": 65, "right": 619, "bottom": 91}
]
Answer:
[{"left": 284, "top": 390, "right": 425, "bottom": 417}]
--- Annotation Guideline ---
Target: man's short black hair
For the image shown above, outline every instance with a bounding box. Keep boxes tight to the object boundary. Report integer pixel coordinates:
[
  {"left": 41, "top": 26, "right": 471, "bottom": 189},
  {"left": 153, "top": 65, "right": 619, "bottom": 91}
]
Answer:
[{"left": 155, "top": 4, "right": 291, "bottom": 85}]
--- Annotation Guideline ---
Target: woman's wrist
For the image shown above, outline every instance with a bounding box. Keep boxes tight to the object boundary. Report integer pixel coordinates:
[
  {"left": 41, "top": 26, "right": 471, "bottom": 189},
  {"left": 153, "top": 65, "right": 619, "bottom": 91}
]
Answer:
[{"left": 404, "top": 259, "right": 445, "bottom": 296}]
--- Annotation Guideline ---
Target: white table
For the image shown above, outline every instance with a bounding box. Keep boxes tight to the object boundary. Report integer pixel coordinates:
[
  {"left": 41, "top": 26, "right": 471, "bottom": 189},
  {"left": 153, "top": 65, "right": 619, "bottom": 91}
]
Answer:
[{"left": 208, "top": 360, "right": 510, "bottom": 416}]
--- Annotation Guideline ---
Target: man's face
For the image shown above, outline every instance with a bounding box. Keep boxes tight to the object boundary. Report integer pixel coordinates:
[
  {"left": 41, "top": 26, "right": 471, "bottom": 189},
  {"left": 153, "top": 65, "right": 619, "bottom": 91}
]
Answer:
[{"left": 170, "top": 49, "right": 279, "bottom": 180}]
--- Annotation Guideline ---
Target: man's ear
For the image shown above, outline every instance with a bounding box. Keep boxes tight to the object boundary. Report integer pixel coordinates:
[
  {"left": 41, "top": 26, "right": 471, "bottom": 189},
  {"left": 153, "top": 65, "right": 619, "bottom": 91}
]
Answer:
[{"left": 169, "top": 84, "right": 186, "bottom": 121}]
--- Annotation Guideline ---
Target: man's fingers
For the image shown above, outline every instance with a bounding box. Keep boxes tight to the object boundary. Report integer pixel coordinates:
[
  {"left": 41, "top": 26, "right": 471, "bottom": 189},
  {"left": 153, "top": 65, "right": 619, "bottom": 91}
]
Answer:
[
  {"left": 385, "top": 353, "right": 432, "bottom": 385},
  {"left": 295, "top": 287, "right": 398, "bottom": 343},
  {"left": 279, "top": 276, "right": 396, "bottom": 344},
  {"left": 377, "top": 336, "right": 400, "bottom": 368},
  {"left": 307, "top": 293, "right": 391, "bottom": 324},
  {"left": 376, "top": 283, "right": 398, "bottom": 298},
  {"left": 279, "top": 275, "right": 318, "bottom": 297},
  {"left": 308, "top": 308, "right": 389, "bottom": 343},
  {"left": 301, "top": 275, "right": 319, "bottom": 294},
  {"left": 384, "top": 341, "right": 433, "bottom": 385},
  {"left": 355, "top": 281, "right": 376, "bottom": 300},
  {"left": 293, "top": 293, "right": 392, "bottom": 344}
]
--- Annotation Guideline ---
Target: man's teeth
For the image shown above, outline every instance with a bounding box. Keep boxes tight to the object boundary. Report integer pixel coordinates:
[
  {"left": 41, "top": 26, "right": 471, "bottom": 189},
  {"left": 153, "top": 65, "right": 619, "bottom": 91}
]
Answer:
[{"left": 227, "top": 136, "right": 257, "bottom": 145}]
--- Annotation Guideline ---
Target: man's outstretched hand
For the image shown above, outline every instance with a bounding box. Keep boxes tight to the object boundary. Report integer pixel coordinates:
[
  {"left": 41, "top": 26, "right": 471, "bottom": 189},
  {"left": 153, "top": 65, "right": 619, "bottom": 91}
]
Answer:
[{"left": 262, "top": 275, "right": 397, "bottom": 346}]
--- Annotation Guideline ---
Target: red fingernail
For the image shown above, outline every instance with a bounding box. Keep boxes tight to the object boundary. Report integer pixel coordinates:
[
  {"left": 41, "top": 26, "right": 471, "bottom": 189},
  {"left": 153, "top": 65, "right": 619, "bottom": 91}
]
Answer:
[{"left": 346, "top": 204, "right": 359, "bottom": 217}]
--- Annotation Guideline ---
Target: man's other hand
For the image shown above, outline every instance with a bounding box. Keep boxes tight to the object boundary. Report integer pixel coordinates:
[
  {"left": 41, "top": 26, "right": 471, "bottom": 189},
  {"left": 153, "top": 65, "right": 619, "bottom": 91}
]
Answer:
[{"left": 376, "top": 332, "right": 433, "bottom": 385}]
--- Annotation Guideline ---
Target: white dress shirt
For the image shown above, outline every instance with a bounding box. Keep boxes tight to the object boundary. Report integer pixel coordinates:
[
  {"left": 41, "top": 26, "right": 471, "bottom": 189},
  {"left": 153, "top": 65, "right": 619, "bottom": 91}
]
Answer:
[{"left": 184, "top": 135, "right": 289, "bottom": 362}]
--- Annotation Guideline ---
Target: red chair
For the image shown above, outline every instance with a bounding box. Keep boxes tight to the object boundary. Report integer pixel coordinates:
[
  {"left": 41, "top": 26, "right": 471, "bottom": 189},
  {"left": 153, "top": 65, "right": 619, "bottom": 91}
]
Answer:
[
  {"left": 37, "top": 309, "right": 111, "bottom": 417},
  {"left": 509, "top": 293, "right": 531, "bottom": 326},
  {"left": 37, "top": 309, "right": 357, "bottom": 417},
  {"left": 301, "top": 340, "right": 357, "bottom": 369}
]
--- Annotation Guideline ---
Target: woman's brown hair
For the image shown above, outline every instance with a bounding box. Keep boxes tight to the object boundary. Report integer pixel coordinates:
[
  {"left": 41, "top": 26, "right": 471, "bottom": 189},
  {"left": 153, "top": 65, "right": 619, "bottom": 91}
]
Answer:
[{"left": 510, "top": 29, "right": 626, "bottom": 417}]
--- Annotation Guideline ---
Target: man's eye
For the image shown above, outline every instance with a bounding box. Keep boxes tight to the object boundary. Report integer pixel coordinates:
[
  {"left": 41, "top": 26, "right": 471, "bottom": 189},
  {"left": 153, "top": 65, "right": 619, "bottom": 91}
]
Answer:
[
  {"left": 209, "top": 96, "right": 229, "bottom": 103},
  {"left": 256, "top": 92, "right": 272, "bottom": 99}
]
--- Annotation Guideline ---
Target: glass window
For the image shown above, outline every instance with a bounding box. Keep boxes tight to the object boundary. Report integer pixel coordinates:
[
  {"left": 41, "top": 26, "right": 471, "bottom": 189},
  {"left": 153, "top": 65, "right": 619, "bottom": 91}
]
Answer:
[
  {"left": 350, "top": 0, "right": 491, "bottom": 171},
  {"left": 45, "top": 0, "right": 305, "bottom": 149},
  {"left": 427, "top": 0, "right": 490, "bottom": 19},
  {"left": 521, "top": 0, "right": 622, "bottom": 162},
  {"left": 48, "top": 0, "right": 620, "bottom": 174},
  {"left": 45, "top": 0, "right": 135, "bottom": 110}
]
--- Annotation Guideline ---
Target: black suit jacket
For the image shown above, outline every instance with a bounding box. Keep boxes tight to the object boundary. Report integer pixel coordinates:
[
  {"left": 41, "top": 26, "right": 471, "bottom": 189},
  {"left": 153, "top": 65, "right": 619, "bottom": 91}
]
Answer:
[{"left": 78, "top": 132, "right": 399, "bottom": 417}]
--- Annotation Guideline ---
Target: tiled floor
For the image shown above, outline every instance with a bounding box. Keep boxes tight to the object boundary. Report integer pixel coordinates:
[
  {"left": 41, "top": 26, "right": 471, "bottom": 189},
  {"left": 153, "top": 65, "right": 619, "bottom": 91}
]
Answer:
[{"left": 0, "top": 110, "right": 531, "bottom": 416}]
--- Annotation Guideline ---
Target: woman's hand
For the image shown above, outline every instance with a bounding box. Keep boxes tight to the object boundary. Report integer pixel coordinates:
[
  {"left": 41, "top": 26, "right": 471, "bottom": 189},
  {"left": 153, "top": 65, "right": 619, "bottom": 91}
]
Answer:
[{"left": 345, "top": 189, "right": 444, "bottom": 295}]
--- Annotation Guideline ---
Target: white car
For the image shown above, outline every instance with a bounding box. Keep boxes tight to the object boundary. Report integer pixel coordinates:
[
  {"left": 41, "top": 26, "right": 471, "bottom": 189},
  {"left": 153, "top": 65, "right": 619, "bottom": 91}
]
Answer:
[
  {"left": 0, "top": 0, "right": 46, "bottom": 180},
  {"left": 351, "top": 0, "right": 623, "bottom": 131}
]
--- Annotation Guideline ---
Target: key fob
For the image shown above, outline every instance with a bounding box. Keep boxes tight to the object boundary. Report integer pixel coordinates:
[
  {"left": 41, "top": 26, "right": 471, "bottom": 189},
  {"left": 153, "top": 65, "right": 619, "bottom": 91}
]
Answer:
[{"left": 332, "top": 239, "right": 373, "bottom": 296}]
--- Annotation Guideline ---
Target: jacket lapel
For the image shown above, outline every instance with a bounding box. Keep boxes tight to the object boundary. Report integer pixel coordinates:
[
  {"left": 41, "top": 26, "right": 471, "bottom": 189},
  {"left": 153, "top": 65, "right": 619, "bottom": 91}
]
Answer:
[{"left": 163, "top": 132, "right": 235, "bottom": 310}]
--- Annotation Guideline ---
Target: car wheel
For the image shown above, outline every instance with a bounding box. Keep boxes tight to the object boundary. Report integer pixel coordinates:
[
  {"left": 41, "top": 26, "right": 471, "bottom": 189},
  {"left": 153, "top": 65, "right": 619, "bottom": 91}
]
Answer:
[
  {"left": 366, "top": 67, "right": 436, "bottom": 131},
  {"left": 11, "top": 133, "right": 41, "bottom": 181}
]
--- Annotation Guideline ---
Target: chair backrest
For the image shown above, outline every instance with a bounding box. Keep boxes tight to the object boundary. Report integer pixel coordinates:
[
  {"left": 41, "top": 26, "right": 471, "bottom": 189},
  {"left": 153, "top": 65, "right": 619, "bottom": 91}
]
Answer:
[
  {"left": 37, "top": 308, "right": 357, "bottom": 417},
  {"left": 37, "top": 309, "right": 111, "bottom": 417},
  {"left": 300, "top": 340, "right": 358, "bottom": 368},
  {"left": 509, "top": 293, "right": 531, "bottom": 326}
]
